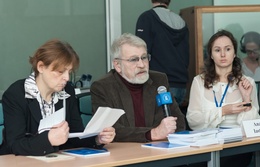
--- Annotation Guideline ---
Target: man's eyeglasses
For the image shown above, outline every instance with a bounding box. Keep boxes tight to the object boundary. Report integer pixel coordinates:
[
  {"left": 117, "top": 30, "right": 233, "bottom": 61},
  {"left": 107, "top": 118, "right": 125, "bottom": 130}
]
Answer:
[
  {"left": 115, "top": 54, "right": 151, "bottom": 63},
  {"left": 246, "top": 49, "right": 260, "bottom": 55}
]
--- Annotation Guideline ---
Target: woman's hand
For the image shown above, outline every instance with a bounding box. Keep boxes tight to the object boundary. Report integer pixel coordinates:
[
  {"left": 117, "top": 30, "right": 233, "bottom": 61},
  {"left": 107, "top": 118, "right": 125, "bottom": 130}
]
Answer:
[
  {"left": 96, "top": 127, "right": 116, "bottom": 145},
  {"left": 238, "top": 77, "right": 252, "bottom": 102},
  {"left": 222, "top": 102, "right": 252, "bottom": 116},
  {"left": 48, "top": 121, "right": 69, "bottom": 146}
]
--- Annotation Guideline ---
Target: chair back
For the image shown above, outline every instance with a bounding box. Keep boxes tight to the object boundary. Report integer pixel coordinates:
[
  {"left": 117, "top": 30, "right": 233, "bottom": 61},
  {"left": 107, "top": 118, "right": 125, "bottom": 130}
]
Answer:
[{"left": 77, "top": 92, "right": 92, "bottom": 127}]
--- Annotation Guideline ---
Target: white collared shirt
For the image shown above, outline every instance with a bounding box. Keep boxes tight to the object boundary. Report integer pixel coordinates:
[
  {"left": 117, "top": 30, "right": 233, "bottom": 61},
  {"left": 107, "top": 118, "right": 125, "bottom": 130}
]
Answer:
[{"left": 187, "top": 74, "right": 259, "bottom": 130}]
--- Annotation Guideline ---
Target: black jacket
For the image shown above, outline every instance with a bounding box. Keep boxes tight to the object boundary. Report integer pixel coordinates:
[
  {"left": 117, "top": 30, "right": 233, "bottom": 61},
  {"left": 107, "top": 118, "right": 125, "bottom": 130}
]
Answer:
[
  {"left": 136, "top": 7, "right": 190, "bottom": 88},
  {"left": 1, "top": 79, "right": 99, "bottom": 156}
]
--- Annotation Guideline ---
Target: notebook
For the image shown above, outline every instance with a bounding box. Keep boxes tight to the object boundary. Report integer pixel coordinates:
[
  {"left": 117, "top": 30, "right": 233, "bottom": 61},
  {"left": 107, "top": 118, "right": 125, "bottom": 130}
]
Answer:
[
  {"left": 142, "top": 142, "right": 189, "bottom": 149},
  {"left": 62, "top": 147, "right": 110, "bottom": 157}
]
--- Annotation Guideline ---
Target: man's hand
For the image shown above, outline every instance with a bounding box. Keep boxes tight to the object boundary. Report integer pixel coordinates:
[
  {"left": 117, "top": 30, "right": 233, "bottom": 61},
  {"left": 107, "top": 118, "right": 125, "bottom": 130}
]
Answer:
[{"left": 151, "top": 117, "right": 177, "bottom": 141}]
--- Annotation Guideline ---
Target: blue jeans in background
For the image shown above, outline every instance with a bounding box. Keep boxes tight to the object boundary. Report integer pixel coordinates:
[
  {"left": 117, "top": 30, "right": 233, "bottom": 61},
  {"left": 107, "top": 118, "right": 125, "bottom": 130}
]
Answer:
[{"left": 170, "top": 87, "right": 186, "bottom": 106}]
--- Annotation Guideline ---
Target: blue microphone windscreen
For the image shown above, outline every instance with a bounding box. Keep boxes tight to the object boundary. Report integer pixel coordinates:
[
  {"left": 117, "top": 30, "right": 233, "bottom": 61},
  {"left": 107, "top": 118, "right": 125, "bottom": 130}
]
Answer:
[{"left": 156, "top": 92, "right": 173, "bottom": 106}]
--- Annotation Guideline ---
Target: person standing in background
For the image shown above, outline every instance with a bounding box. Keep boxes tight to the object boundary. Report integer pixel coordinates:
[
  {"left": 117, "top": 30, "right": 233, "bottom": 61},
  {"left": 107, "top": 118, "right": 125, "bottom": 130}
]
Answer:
[
  {"left": 135, "top": 0, "right": 190, "bottom": 107},
  {"left": 240, "top": 31, "right": 260, "bottom": 81}
]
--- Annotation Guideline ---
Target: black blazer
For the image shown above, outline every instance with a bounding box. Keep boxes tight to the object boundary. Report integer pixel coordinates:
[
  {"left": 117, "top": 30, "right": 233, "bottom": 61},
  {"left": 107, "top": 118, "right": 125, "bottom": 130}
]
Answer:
[{"left": 1, "top": 79, "right": 98, "bottom": 156}]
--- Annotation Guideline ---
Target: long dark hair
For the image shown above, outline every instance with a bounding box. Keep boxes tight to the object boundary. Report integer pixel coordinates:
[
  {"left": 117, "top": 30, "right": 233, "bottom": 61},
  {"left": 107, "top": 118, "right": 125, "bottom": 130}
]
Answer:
[{"left": 202, "top": 30, "right": 242, "bottom": 89}]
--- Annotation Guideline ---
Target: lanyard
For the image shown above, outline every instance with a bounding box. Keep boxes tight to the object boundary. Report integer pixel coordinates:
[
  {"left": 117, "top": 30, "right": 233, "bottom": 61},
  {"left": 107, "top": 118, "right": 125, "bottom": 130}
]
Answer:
[{"left": 213, "top": 83, "right": 229, "bottom": 107}]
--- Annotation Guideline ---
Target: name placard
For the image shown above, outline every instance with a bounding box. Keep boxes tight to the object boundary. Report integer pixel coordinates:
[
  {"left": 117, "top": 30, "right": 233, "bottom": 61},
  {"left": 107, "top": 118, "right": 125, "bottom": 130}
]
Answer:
[{"left": 242, "top": 119, "right": 260, "bottom": 138}]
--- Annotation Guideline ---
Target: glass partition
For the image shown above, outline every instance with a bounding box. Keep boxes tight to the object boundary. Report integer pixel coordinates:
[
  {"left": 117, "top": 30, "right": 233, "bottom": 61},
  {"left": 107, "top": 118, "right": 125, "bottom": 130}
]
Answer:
[
  {"left": 181, "top": 5, "right": 260, "bottom": 74},
  {"left": 202, "top": 11, "right": 260, "bottom": 60},
  {"left": 180, "top": 5, "right": 260, "bottom": 100}
]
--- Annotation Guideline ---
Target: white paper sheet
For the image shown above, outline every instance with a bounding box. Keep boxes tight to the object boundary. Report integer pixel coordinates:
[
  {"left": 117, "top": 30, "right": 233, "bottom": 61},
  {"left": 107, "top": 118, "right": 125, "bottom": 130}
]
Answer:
[
  {"left": 69, "top": 107, "right": 125, "bottom": 139},
  {"left": 38, "top": 107, "right": 65, "bottom": 133}
]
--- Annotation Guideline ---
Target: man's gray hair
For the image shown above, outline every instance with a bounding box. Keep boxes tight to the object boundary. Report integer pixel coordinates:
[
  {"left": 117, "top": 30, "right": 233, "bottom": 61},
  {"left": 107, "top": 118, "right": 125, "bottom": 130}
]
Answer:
[{"left": 110, "top": 33, "right": 147, "bottom": 60}]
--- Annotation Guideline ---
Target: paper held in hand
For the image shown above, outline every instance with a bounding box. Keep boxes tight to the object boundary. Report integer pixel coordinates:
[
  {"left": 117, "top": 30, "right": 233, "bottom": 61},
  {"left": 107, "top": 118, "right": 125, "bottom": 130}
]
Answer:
[
  {"left": 38, "top": 107, "right": 66, "bottom": 134},
  {"left": 69, "top": 107, "right": 125, "bottom": 139}
]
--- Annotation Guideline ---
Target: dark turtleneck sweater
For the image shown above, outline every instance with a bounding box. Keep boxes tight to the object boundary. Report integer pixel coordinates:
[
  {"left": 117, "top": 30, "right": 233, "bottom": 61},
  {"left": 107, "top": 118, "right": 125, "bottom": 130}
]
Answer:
[
  {"left": 118, "top": 74, "right": 145, "bottom": 127},
  {"left": 118, "top": 74, "right": 152, "bottom": 140}
]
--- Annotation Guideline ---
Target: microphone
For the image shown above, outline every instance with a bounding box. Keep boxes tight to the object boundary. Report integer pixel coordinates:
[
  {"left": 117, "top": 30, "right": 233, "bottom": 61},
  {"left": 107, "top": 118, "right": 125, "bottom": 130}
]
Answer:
[{"left": 156, "top": 86, "right": 173, "bottom": 117}]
